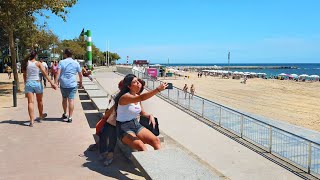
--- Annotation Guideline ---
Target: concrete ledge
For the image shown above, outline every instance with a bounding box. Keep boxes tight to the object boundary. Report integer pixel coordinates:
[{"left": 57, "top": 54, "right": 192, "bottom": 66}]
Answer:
[
  {"left": 132, "top": 148, "right": 219, "bottom": 180},
  {"left": 118, "top": 134, "right": 165, "bottom": 160},
  {"left": 91, "top": 97, "right": 110, "bottom": 113},
  {"left": 83, "top": 77, "right": 92, "bottom": 82},
  {"left": 83, "top": 81, "right": 95, "bottom": 85},
  {"left": 86, "top": 89, "right": 108, "bottom": 98},
  {"left": 83, "top": 84, "right": 100, "bottom": 90}
]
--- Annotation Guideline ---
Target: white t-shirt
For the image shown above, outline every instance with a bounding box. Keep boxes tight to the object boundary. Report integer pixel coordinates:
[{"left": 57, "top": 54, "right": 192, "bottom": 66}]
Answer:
[
  {"left": 116, "top": 103, "right": 141, "bottom": 122},
  {"left": 42, "top": 62, "right": 48, "bottom": 69}
]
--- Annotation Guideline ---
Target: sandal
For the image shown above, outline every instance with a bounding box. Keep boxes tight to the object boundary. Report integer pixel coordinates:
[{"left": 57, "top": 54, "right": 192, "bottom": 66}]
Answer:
[{"left": 29, "top": 122, "right": 34, "bottom": 127}]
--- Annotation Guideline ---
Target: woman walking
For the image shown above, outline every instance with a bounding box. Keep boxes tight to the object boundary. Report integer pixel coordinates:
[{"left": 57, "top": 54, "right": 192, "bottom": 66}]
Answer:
[
  {"left": 114, "top": 74, "right": 167, "bottom": 151},
  {"left": 22, "top": 51, "right": 57, "bottom": 127},
  {"left": 52, "top": 61, "right": 59, "bottom": 85}
]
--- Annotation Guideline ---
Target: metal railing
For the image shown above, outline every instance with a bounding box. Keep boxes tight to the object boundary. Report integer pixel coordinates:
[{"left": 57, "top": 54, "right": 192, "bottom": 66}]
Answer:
[{"left": 120, "top": 68, "right": 320, "bottom": 177}]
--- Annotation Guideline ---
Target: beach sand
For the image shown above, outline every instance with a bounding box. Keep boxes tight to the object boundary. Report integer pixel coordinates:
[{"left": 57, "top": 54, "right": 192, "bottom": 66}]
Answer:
[
  {"left": 160, "top": 72, "right": 320, "bottom": 132},
  {"left": 0, "top": 73, "right": 26, "bottom": 110}
]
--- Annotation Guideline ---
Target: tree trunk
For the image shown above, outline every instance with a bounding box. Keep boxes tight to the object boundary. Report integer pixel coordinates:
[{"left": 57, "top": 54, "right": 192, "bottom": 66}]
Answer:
[{"left": 9, "top": 30, "right": 20, "bottom": 91}]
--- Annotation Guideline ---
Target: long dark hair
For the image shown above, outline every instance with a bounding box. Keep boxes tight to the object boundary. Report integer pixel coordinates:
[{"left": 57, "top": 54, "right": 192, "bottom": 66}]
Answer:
[
  {"left": 22, "top": 50, "right": 37, "bottom": 72},
  {"left": 114, "top": 74, "right": 136, "bottom": 112}
]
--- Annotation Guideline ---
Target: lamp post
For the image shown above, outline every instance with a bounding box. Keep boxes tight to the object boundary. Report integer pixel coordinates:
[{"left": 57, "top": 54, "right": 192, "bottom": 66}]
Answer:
[
  {"left": 49, "top": 47, "right": 52, "bottom": 61},
  {"left": 15, "top": 38, "right": 19, "bottom": 63},
  {"left": 61, "top": 50, "right": 63, "bottom": 60}
]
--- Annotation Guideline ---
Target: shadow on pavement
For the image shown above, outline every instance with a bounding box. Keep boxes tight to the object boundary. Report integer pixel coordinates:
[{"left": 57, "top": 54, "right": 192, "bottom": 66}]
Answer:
[
  {"left": 0, "top": 119, "right": 30, "bottom": 126},
  {"left": 82, "top": 146, "right": 143, "bottom": 179},
  {"left": 0, "top": 89, "right": 11, "bottom": 96},
  {"left": 81, "top": 102, "right": 96, "bottom": 110},
  {"left": 84, "top": 113, "right": 101, "bottom": 128},
  {"left": 42, "top": 117, "right": 66, "bottom": 123},
  {"left": 78, "top": 89, "right": 86, "bottom": 94},
  {"left": 79, "top": 95, "right": 90, "bottom": 100}
]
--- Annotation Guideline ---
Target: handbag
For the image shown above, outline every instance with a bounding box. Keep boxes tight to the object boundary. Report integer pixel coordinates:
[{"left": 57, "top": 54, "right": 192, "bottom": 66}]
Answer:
[{"left": 139, "top": 116, "right": 160, "bottom": 136}]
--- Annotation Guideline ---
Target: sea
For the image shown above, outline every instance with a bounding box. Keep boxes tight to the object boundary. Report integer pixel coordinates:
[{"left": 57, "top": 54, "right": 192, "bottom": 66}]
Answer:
[{"left": 158, "top": 63, "right": 320, "bottom": 76}]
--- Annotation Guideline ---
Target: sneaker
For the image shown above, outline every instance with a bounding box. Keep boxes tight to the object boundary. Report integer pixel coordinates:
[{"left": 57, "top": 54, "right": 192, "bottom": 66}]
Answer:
[
  {"left": 61, "top": 113, "right": 68, "bottom": 119},
  {"left": 37, "top": 113, "right": 47, "bottom": 123},
  {"left": 67, "top": 117, "right": 72, "bottom": 123}
]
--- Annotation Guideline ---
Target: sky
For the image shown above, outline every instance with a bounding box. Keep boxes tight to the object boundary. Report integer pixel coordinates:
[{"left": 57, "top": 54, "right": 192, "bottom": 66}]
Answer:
[{"left": 38, "top": 0, "right": 320, "bottom": 64}]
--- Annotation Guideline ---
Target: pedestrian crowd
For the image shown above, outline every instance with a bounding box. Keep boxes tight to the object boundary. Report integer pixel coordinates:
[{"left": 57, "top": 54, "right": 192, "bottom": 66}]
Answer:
[{"left": 22, "top": 49, "right": 168, "bottom": 167}]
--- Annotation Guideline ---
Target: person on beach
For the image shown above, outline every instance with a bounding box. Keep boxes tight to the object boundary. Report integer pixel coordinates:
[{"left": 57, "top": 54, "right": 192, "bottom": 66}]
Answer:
[
  {"left": 114, "top": 74, "right": 167, "bottom": 151},
  {"left": 183, "top": 84, "right": 188, "bottom": 99},
  {"left": 39, "top": 59, "right": 48, "bottom": 87},
  {"left": 190, "top": 84, "right": 195, "bottom": 99},
  {"left": 95, "top": 78, "right": 146, "bottom": 166},
  {"left": 22, "top": 50, "right": 57, "bottom": 127},
  {"left": 55, "top": 49, "right": 82, "bottom": 123}
]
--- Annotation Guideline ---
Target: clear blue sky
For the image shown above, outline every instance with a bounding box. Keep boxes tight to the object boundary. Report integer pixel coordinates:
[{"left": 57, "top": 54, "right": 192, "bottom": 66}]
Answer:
[{"left": 39, "top": 0, "right": 320, "bottom": 64}]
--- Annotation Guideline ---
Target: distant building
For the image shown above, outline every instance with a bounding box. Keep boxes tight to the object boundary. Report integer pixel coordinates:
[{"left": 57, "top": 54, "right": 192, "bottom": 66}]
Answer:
[{"left": 133, "top": 60, "right": 149, "bottom": 66}]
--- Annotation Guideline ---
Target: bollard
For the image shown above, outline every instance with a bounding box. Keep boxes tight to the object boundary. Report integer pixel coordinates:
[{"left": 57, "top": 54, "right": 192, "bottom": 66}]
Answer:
[{"left": 12, "top": 81, "right": 17, "bottom": 107}]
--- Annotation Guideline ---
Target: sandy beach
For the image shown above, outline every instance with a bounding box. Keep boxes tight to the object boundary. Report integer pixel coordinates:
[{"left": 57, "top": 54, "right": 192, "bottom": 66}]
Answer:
[{"left": 160, "top": 72, "right": 320, "bottom": 132}]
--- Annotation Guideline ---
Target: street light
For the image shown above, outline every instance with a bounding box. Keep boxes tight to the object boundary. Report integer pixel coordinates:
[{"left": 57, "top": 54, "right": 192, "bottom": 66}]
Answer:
[
  {"left": 61, "top": 50, "right": 63, "bottom": 60},
  {"left": 15, "top": 38, "right": 19, "bottom": 63},
  {"left": 49, "top": 47, "right": 52, "bottom": 61}
]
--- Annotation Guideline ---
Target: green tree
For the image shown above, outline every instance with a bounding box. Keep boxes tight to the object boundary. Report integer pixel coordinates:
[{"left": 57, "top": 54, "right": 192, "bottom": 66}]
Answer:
[{"left": 0, "top": 0, "right": 77, "bottom": 91}]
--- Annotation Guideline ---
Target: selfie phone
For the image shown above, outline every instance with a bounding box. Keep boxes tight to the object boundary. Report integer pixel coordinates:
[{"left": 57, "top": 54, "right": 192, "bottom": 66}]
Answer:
[{"left": 166, "top": 83, "right": 173, "bottom": 89}]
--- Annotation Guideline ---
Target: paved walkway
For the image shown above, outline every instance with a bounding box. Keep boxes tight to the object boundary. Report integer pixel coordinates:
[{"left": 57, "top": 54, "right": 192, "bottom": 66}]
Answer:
[
  {"left": 95, "top": 71, "right": 303, "bottom": 180},
  {"left": 0, "top": 83, "right": 144, "bottom": 179}
]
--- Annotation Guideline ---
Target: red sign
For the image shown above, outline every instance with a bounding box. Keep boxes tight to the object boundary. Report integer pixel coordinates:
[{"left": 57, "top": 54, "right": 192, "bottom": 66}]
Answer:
[{"left": 133, "top": 60, "right": 149, "bottom": 65}]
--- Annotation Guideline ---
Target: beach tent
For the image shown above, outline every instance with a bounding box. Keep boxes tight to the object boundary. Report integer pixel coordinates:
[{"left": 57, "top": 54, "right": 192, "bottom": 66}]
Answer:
[
  {"left": 309, "top": 75, "right": 319, "bottom": 81},
  {"left": 299, "top": 74, "right": 309, "bottom": 77},
  {"left": 310, "top": 75, "right": 319, "bottom": 78},
  {"left": 278, "top": 73, "right": 287, "bottom": 76}
]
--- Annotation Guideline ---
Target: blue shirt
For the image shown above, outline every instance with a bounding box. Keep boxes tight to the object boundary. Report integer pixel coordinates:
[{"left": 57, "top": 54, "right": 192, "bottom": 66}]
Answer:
[{"left": 58, "top": 58, "right": 81, "bottom": 88}]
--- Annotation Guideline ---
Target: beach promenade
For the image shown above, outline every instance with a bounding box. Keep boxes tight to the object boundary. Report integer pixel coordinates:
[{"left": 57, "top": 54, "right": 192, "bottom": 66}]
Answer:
[
  {"left": 0, "top": 71, "right": 311, "bottom": 179},
  {"left": 0, "top": 74, "right": 143, "bottom": 179},
  {"left": 94, "top": 70, "right": 304, "bottom": 180}
]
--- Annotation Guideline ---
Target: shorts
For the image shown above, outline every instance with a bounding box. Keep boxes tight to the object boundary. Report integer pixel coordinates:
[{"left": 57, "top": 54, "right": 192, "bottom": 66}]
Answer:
[
  {"left": 60, "top": 87, "right": 77, "bottom": 99},
  {"left": 25, "top": 80, "right": 43, "bottom": 94},
  {"left": 116, "top": 118, "right": 144, "bottom": 140}
]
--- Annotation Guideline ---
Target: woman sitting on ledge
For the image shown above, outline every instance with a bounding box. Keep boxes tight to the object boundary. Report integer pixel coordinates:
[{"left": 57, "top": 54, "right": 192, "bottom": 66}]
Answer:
[
  {"left": 114, "top": 74, "right": 167, "bottom": 151},
  {"left": 82, "top": 65, "right": 93, "bottom": 81}
]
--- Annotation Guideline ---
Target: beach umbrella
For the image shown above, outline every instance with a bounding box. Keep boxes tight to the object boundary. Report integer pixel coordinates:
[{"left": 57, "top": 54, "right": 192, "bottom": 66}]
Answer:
[
  {"left": 250, "top": 72, "right": 257, "bottom": 75},
  {"left": 310, "top": 75, "right": 319, "bottom": 78},
  {"left": 299, "top": 74, "right": 309, "bottom": 77},
  {"left": 278, "top": 73, "right": 287, "bottom": 76},
  {"left": 238, "top": 72, "right": 244, "bottom": 75},
  {"left": 290, "top": 74, "right": 298, "bottom": 77}
]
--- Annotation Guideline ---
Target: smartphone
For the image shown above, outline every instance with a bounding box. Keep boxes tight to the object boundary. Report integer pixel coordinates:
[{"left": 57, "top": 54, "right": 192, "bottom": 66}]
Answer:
[{"left": 166, "top": 83, "right": 173, "bottom": 89}]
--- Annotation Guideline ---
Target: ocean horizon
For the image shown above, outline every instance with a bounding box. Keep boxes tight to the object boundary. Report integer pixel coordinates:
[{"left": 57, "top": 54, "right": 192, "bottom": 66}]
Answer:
[{"left": 152, "top": 63, "right": 320, "bottom": 76}]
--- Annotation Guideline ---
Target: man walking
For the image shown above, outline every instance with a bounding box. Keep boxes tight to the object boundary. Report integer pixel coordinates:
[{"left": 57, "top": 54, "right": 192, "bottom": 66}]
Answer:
[
  {"left": 55, "top": 49, "right": 82, "bottom": 123},
  {"left": 39, "top": 59, "right": 48, "bottom": 87}
]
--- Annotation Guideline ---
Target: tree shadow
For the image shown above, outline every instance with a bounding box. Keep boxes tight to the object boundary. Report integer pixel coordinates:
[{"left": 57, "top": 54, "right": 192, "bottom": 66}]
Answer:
[
  {"left": 82, "top": 145, "right": 143, "bottom": 179},
  {"left": 0, "top": 89, "right": 11, "bottom": 96},
  {"left": 0, "top": 119, "right": 30, "bottom": 126}
]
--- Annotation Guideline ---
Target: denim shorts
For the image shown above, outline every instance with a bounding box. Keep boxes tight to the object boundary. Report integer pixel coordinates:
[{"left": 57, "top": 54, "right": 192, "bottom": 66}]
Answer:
[
  {"left": 116, "top": 118, "right": 144, "bottom": 140},
  {"left": 25, "top": 80, "right": 43, "bottom": 94},
  {"left": 60, "top": 87, "right": 77, "bottom": 99}
]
